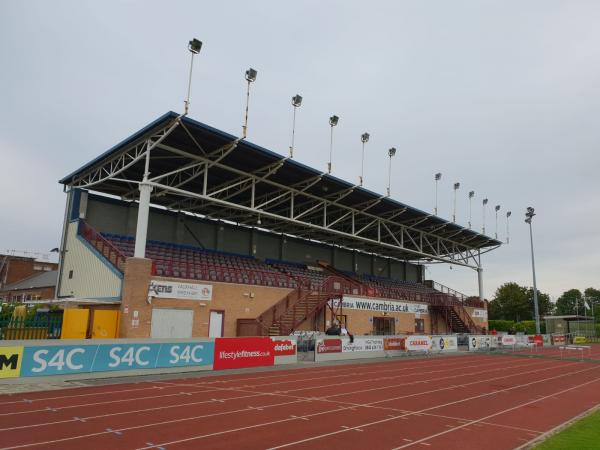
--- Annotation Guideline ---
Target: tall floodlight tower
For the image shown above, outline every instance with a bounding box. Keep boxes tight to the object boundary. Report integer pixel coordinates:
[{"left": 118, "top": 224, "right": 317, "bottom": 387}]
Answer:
[
  {"left": 242, "top": 68, "right": 258, "bottom": 138},
  {"left": 359, "top": 132, "right": 370, "bottom": 186},
  {"left": 434, "top": 173, "right": 442, "bottom": 215},
  {"left": 387, "top": 147, "right": 397, "bottom": 196},
  {"left": 289, "top": 94, "right": 302, "bottom": 157},
  {"left": 506, "top": 211, "right": 512, "bottom": 244},
  {"left": 327, "top": 115, "right": 339, "bottom": 174},
  {"left": 482, "top": 198, "right": 489, "bottom": 234},
  {"left": 184, "top": 38, "right": 203, "bottom": 115},
  {"left": 468, "top": 191, "right": 475, "bottom": 229},
  {"left": 495, "top": 205, "right": 501, "bottom": 239},
  {"left": 452, "top": 182, "right": 460, "bottom": 223},
  {"left": 525, "top": 207, "right": 541, "bottom": 334}
]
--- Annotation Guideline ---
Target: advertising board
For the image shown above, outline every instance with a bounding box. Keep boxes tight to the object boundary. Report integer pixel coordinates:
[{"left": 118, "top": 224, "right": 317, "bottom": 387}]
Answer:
[
  {"left": 384, "top": 337, "right": 405, "bottom": 351},
  {"left": 405, "top": 335, "right": 432, "bottom": 351},
  {"left": 430, "top": 336, "right": 458, "bottom": 352},
  {"left": 332, "top": 297, "right": 429, "bottom": 314},
  {"left": 213, "top": 337, "right": 274, "bottom": 370},
  {"left": 468, "top": 335, "right": 495, "bottom": 351},
  {"left": 148, "top": 279, "right": 213, "bottom": 301},
  {"left": 7, "top": 342, "right": 214, "bottom": 377},
  {"left": 316, "top": 339, "right": 343, "bottom": 354},
  {"left": 552, "top": 334, "right": 566, "bottom": 345},
  {"left": 272, "top": 339, "right": 297, "bottom": 357},
  {"left": 501, "top": 335, "right": 517, "bottom": 346},
  {"left": 342, "top": 338, "right": 384, "bottom": 353}
]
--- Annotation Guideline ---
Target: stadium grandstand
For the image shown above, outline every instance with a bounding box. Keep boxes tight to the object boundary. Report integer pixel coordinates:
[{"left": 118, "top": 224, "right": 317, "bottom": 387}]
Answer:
[{"left": 54, "top": 111, "right": 501, "bottom": 338}]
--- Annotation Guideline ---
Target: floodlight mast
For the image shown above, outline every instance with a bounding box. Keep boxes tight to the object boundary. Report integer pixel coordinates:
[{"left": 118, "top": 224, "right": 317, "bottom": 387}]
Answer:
[
  {"left": 184, "top": 38, "right": 203, "bottom": 115},
  {"left": 434, "top": 173, "right": 441, "bottom": 215},
  {"left": 242, "top": 68, "right": 257, "bottom": 138},
  {"left": 387, "top": 147, "right": 396, "bottom": 196},
  {"left": 525, "top": 207, "right": 540, "bottom": 334},
  {"left": 289, "top": 94, "right": 302, "bottom": 158},
  {"left": 495, "top": 205, "right": 501, "bottom": 239},
  {"left": 327, "top": 115, "right": 339, "bottom": 174},
  {"left": 482, "top": 198, "right": 488, "bottom": 234},
  {"left": 506, "top": 211, "right": 512, "bottom": 244},
  {"left": 468, "top": 190, "right": 475, "bottom": 229},
  {"left": 360, "top": 132, "right": 370, "bottom": 186},
  {"left": 452, "top": 182, "right": 460, "bottom": 222}
]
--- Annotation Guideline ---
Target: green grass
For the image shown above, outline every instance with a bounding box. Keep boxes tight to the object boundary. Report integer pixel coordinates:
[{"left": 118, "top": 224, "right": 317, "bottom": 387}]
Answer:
[{"left": 535, "top": 407, "right": 600, "bottom": 449}]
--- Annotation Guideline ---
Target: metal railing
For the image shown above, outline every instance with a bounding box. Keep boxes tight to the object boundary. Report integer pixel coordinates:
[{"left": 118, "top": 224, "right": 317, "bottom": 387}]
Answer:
[
  {"left": 79, "top": 221, "right": 127, "bottom": 272},
  {"left": 0, "top": 316, "right": 63, "bottom": 340}
]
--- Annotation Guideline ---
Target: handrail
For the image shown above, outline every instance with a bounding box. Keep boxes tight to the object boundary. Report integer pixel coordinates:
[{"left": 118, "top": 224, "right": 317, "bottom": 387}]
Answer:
[{"left": 79, "top": 221, "right": 127, "bottom": 272}]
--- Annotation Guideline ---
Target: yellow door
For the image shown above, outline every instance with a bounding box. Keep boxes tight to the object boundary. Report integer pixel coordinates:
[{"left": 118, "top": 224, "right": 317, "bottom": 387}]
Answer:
[
  {"left": 91, "top": 310, "right": 120, "bottom": 339},
  {"left": 61, "top": 309, "right": 90, "bottom": 339}
]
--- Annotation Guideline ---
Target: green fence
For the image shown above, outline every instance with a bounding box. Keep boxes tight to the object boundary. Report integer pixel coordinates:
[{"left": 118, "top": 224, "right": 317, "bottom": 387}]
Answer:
[{"left": 0, "top": 316, "right": 63, "bottom": 340}]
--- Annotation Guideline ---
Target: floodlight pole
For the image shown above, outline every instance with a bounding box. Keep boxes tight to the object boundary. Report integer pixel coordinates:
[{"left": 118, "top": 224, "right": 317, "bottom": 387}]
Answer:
[
  {"left": 452, "top": 182, "right": 460, "bottom": 223},
  {"left": 387, "top": 148, "right": 396, "bottom": 197},
  {"left": 360, "top": 133, "right": 369, "bottom": 186},
  {"left": 184, "top": 38, "right": 202, "bottom": 115},
  {"left": 290, "top": 104, "right": 298, "bottom": 158},
  {"left": 482, "top": 199, "right": 488, "bottom": 234},
  {"left": 468, "top": 191, "right": 474, "bottom": 229},
  {"left": 495, "top": 205, "right": 500, "bottom": 239},
  {"left": 327, "top": 115, "right": 338, "bottom": 174},
  {"left": 506, "top": 211, "right": 511, "bottom": 244},
  {"left": 477, "top": 250, "right": 484, "bottom": 301},
  {"left": 243, "top": 79, "right": 251, "bottom": 138},
  {"left": 526, "top": 208, "right": 541, "bottom": 334},
  {"left": 434, "top": 173, "right": 441, "bottom": 215}
]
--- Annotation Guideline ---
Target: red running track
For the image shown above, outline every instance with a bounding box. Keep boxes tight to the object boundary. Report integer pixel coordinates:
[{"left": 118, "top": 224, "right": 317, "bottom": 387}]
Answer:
[{"left": 1, "top": 353, "right": 600, "bottom": 450}]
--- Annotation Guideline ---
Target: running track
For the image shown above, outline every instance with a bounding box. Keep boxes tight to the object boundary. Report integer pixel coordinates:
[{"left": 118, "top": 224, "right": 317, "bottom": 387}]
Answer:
[{"left": 1, "top": 353, "right": 600, "bottom": 449}]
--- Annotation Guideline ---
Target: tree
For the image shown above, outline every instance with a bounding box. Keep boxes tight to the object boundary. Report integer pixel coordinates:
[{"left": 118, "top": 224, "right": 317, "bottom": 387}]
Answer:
[
  {"left": 555, "top": 289, "right": 583, "bottom": 315},
  {"left": 488, "top": 282, "right": 553, "bottom": 321}
]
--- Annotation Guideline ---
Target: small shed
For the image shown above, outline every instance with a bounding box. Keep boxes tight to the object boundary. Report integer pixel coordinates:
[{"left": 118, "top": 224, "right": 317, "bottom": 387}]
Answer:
[{"left": 543, "top": 315, "right": 595, "bottom": 337}]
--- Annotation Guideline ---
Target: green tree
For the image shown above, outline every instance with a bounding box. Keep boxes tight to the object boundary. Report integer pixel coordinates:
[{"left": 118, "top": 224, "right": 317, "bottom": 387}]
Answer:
[
  {"left": 555, "top": 289, "right": 583, "bottom": 315},
  {"left": 488, "top": 282, "right": 553, "bottom": 321}
]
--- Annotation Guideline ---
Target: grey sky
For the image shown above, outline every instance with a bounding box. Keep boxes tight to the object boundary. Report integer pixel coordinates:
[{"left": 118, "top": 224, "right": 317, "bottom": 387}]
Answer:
[{"left": 1, "top": 1, "right": 599, "bottom": 299}]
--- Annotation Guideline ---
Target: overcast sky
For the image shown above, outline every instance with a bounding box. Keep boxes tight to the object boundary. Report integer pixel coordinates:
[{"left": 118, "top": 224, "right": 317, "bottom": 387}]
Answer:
[{"left": 1, "top": 1, "right": 599, "bottom": 300}]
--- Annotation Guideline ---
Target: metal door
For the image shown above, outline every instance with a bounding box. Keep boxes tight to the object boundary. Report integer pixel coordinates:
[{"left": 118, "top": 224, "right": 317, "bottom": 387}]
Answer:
[{"left": 151, "top": 308, "right": 194, "bottom": 338}]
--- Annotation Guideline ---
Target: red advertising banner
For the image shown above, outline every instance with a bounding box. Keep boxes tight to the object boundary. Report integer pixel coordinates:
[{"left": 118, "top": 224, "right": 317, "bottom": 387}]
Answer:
[
  {"left": 384, "top": 337, "right": 406, "bottom": 351},
  {"left": 533, "top": 335, "right": 544, "bottom": 347},
  {"left": 317, "top": 339, "right": 342, "bottom": 354},
  {"left": 213, "top": 337, "right": 274, "bottom": 370},
  {"left": 272, "top": 339, "right": 297, "bottom": 357}
]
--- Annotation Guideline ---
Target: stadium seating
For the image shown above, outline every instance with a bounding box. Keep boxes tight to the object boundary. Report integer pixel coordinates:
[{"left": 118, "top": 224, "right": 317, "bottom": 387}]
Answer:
[
  {"left": 82, "top": 226, "right": 458, "bottom": 303},
  {"left": 96, "top": 233, "right": 297, "bottom": 289}
]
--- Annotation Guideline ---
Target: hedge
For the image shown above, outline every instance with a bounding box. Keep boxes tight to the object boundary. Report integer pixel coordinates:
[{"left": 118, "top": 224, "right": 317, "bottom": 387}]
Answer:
[{"left": 488, "top": 320, "right": 546, "bottom": 334}]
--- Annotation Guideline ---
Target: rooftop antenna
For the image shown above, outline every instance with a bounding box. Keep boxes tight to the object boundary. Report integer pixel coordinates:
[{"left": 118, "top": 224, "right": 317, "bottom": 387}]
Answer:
[
  {"left": 184, "top": 38, "right": 202, "bottom": 115},
  {"left": 327, "top": 115, "right": 339, "bottom": 173},
  {"left": 242, "top": 68, "right": 258, "bottom": 138},
  {"left": 289, "top": 94, "right": 302, "bottom": 158},
  {"left": 360, "top": 133, "right": 370, "bottom": 186}
]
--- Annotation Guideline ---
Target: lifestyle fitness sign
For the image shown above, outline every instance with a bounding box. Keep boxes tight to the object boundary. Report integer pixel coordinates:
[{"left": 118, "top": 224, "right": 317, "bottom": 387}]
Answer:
[
  {"left": 148, "top": 280, "right": 213, "bottom": 301},
  {"left": 333, "top": 297, "right": 429, "bottom": 314}
]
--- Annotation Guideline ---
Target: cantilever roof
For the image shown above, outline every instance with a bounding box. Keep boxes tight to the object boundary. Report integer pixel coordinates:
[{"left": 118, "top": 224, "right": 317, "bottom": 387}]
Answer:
[{"left": 60, "top": 112, "right": 501, "bottom": 264}]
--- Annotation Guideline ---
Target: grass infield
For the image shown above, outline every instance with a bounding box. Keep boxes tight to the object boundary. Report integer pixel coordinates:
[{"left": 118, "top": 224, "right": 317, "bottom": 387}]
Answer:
[{"left": 535, "top": 407, "right": 600, "bottom": 449}]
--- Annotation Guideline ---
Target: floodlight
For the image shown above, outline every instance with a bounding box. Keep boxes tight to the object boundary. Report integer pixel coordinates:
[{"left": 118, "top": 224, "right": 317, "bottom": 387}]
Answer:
[
  {"left": 495, "top": 205, "right": 501, "bottom": 212},
  {"left": 361, "top": 132, "right": 370, "bottom": 143},
  {"left": 329, "top": 115, "right": 339, "bottom": 127},
  {"left": 483, "top": 198, "right": 488, "bottom": 205},
  {"left": 245, "top": 68, "right": 257, "bottom": 82},
  {"left": 360, "top": 133, "right": 370, "bottom": 185},
  {"left": 188, "top": 38, "right": 202, "bottom": 54},
  {"left": 469, "top": 191, "right": 475, "bottom": 198},
  {"left": 506, "top": 211, "right": 511, "bottom": 218},
  {"left": 454, "top": 182, "right": 460, "bottom": 190},
  {"left": 292, "top": 94, "right": 302, "bottom": 107},
  {"left": 388, "top": 147, "right": 397, "bottom": 157},
  {"left": 435, "top": 173, "right": 442, "bottom": 181}
]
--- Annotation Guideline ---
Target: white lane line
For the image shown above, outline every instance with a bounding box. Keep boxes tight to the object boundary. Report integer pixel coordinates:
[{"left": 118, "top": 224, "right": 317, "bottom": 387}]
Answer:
[
  {"left": 390, "top": 377, "right": 600, "bottom": 449},
  {"left": 0, "top": 358, "right": 554, "bottom": 433},
  {"left": 262, "top": 364, "right": 599, "bottom": 450},
  {"left": 0, "top": 357, "right": 510, "bottom": 419}
]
